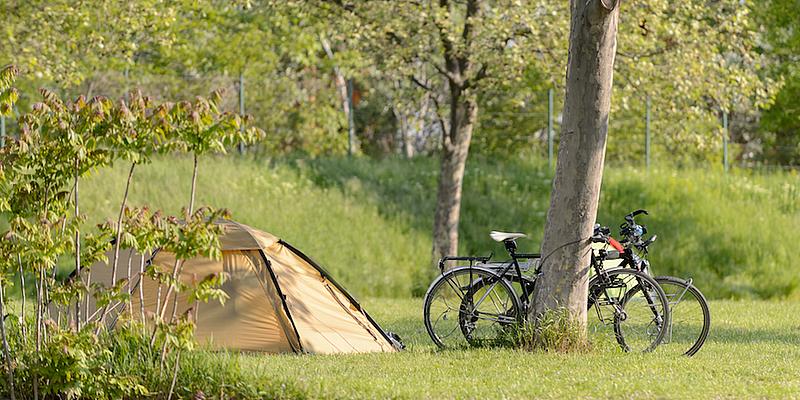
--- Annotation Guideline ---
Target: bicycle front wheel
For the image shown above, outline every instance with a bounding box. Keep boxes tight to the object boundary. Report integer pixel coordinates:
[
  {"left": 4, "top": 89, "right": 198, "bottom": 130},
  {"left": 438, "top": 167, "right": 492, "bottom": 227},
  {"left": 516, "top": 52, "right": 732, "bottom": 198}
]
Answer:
[
  {"left": 588, "top": 268, "right": 670, "bottom": 352},
  {"left": 423, "top": 267, "right": 521, "bottom": 349},
  {"left": 653, "top": 276, "right": 711, "bottom": 356}
]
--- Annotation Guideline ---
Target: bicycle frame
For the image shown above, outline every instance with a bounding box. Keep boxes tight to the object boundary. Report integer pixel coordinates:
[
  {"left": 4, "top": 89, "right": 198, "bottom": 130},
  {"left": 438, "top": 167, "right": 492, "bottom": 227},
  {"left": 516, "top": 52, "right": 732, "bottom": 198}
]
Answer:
[
  {"left": 438, "top": 240, "right": 540, "bottom": 314},
  {"left": 438, "top": 233, "right": 662, "bottom": 322}
]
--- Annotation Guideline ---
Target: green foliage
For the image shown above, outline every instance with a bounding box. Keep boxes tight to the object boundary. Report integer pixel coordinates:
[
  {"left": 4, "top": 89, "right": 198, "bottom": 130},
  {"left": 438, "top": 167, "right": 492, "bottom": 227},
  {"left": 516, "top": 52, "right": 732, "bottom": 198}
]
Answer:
[
  {"left": 756, "top": 0, "right": 800, "bottom": 165},
  {"left": 0, "top": 64, "right": 263, "bottom": 398},
  {"left": 3, "top": 1, "right": 781, "bottom": 161},
  {"left": 20, "top": 326, "right": 148, "bottom": 399},
  {"left": 0, "top": 65, "right": 19, "bottom": 117},
  {"left": 0, "top": 0, "right": 177, "bottom": 87}
]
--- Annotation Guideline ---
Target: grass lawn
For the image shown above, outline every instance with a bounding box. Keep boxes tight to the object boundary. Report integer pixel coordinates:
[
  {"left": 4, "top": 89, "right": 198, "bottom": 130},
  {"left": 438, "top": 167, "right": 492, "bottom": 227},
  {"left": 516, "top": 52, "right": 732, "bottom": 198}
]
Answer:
[{"left": 183, "top": 298, "right": 800, "bottom": 399}]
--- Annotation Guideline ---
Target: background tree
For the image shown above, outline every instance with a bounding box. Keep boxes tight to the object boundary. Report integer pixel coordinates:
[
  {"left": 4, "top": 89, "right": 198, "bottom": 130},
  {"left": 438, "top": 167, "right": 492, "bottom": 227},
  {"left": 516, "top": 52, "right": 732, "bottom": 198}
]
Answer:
[
  {"left": 757, "top": 0, "right": 800, "bottom": 165},
  {"left": 316, "top": 0, "right": 562, "bottom": 262}
]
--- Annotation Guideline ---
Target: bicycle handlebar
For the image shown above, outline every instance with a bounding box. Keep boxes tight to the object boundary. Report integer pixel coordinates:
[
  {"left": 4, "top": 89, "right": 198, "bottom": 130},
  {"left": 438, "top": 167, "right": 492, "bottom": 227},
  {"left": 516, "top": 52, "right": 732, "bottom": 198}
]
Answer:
[
  {"left": 591, "top": 234, "right": 608, "bottom": 244},
  {"left": 624, "top": 209, "right": 648, "bottom": 222}
]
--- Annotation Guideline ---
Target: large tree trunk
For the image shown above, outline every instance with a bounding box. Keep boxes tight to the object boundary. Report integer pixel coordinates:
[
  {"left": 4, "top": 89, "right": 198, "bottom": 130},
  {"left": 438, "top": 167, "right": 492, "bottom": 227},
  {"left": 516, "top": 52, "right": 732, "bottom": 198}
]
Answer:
[
  {"left": 530, "top": 0, "right": 619, "bottom": 332},
  {"left": 431, "top": 91, "right": 478, "bottom": 262}
]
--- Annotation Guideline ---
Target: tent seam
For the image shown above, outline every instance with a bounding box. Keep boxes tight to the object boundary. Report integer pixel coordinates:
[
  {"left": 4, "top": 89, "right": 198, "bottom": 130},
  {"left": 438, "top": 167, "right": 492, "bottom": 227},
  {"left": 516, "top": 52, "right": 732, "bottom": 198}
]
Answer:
[{"left": 257, "top": 249, "right": 304, "bottom": 354}]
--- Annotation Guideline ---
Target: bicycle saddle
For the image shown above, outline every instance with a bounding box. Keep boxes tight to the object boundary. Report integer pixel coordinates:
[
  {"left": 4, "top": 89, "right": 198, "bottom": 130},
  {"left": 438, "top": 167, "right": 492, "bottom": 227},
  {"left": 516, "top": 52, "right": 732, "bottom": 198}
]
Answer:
[{"left": 489, "top": 231, "right": 527, "bottom": 242}]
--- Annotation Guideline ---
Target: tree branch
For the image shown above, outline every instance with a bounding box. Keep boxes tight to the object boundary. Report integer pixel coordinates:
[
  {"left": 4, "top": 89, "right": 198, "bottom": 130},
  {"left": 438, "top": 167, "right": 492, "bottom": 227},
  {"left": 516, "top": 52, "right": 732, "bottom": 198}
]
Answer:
[
  {"left": 411, "top": 75, "right": 432, "bottom": 92},
  {"left": 458, "top": 0, "right": 480, "bottom": 74},
  {"left": 433, "top": 0, "right": 462, "bottom": 86}
]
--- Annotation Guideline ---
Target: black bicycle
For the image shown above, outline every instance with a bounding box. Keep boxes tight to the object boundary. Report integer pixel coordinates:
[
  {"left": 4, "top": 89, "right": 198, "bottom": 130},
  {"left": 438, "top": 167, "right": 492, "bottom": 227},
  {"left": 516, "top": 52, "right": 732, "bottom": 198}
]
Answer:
[
  {"left": 423, "top": 228, "right": 670, "bottom": 352},
  {"left": 597, "top": 210, "right": 710, "bottom": 356}
]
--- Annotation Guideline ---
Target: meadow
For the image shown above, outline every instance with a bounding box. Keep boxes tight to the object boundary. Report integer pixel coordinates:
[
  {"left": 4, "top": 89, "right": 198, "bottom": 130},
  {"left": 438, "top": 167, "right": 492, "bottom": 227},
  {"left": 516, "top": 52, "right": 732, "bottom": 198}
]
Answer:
[
  {"left": 159, "top": 298, "right": 800, "bottom": 399},
  {"left": 75, "top": 155, "right": 800, "bottom": 300}
]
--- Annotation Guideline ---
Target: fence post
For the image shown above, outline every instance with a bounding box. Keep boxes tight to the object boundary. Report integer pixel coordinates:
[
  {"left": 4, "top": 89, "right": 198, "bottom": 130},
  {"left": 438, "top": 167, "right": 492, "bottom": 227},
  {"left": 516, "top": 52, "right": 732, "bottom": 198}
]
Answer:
[
  {"left": 347, "top": 79, "right": 355, "bottom": 157},
  {"left": 238, "top": 71, "right": 245, "bottom": 155},
  {"left": 645, "top": 95, "right": 651, "bottom": 170},
  {"left": 547, "top": 88, "right": 554, "bottom": 169},
  {"left": 723, "top": 111, "right": 729, "bottom": 172},
  {"left": 1, "top": 116, "right": 5, "bottom": 148}
]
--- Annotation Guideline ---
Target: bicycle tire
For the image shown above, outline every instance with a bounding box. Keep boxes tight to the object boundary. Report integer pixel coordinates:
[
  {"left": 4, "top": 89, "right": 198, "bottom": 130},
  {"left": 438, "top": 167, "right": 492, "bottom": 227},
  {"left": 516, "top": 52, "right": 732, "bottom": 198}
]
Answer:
[
  {"left": 423, "top": 266, "right": 521, "bottom": 349},
  {"left": 588, "top": 268, "right": 670, "bottom": 352},
  {"left": 652, "top": 275, "right": 711, "bottom": 356}
]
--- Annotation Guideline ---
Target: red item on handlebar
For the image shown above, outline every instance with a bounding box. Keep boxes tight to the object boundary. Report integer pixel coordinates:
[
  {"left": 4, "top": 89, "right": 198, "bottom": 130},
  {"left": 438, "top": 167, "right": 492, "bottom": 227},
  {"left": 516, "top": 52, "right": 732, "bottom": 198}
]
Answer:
[{"left": 608, "top": 237, "right": 625, "bottom": 252}]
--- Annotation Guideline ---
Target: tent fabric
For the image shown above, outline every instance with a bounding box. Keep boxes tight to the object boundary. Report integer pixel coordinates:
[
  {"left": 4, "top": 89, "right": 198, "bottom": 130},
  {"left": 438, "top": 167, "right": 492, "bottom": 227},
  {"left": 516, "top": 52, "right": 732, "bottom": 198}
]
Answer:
[
  {"left": 217, "top": 220, "right": 279, "bottom": 251},
  {"left": 66, "top": 221, "right": 397, "bottom": 354},
  {"left": 265, "top": 241, "right": 393, "bottom": 353}
]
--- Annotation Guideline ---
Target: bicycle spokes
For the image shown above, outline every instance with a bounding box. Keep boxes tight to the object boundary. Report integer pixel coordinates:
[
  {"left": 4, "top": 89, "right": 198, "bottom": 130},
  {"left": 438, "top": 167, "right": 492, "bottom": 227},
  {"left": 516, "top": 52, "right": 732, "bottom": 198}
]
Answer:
[
  {"left": 424, "top": 267, "right": 521, "bottom": 349},
  {"left": 588, "top": 269, "right": 669, "bottom": 353}
]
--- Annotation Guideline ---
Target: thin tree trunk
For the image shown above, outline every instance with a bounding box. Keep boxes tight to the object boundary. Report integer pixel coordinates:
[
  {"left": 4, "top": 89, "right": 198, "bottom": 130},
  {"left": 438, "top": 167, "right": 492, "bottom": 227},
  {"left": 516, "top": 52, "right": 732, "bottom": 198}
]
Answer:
[
  {"left": 34, "top": 269, "right": 43, "bottom": 400},
  {"left": 188, "top": 155, "right": 197, "bottom": 215},
  {"left": 530, "top": 0, "right": 620, "bottom": 336},
  {"left": 0, "top": 283, "right": 16, "bottom": 400},
  {"left": 35, "top": 269, "right": 42, "bottom": 347},
  {"left": 125, "top": 253, "right": 134, "bottom": 315},
  {"left": 167, "top": 350, "right": 181, "bottom": 400},
  {"left": 74, "top": 168, "right": 82, "bottom": 330},
  {"left": 166, "top": 158, "right": 198, "bottom": 323},
  {"left": 110, "top": 162, "right": 136, "bottom": 287},
  {"left": 155, "top": 283, "right": 163, "bottom": 323},
  {"left": 96, "top": 162, "right": 136, "bottom": 332},
  {"left": 150, "top": 280, "right": 164, "bottom": 347},
  {"left": 431, "top": 94, "right": 478, "bottom": 264},
  {"left": 17, "top": 256, "right": 26, "bottom": 344},
  {"left": 138, "top": 254, "right": 146, "bottom": 323},
  {"left": 158, "top": 154, "right": 197, "bottom": 324}
]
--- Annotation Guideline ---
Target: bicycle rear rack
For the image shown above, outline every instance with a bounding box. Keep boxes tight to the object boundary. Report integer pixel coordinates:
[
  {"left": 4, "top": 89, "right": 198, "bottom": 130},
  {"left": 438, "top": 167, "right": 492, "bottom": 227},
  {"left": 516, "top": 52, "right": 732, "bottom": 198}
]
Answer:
[{"left": 437, "top": 254, "right": 493, "bottom": 272}]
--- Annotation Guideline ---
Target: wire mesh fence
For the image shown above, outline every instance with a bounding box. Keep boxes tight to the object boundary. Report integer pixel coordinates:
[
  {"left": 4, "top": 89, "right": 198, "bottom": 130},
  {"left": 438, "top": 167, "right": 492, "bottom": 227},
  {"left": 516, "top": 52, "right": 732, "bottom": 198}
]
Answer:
[{"left": 1, "top": 73, "right": 797, "bottom": 172}]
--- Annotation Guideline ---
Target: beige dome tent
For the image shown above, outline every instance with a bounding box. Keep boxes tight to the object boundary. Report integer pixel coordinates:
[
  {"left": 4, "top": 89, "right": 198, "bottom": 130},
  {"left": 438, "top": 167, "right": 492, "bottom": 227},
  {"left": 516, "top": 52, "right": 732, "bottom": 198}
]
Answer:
[{"left": 69, "top": 220, "right": 399, "bottom": 354}]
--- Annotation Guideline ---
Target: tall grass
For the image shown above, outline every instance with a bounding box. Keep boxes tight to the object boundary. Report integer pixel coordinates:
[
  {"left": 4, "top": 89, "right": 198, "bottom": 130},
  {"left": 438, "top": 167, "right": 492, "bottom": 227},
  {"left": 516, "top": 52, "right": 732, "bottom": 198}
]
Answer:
[{"left": 73, "top": 155, "right": 800, "bottom": 300}]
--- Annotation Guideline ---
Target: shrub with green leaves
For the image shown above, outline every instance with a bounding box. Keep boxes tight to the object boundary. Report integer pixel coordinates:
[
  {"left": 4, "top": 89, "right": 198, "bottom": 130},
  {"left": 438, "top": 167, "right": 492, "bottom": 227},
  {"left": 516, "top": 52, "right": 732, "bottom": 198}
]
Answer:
[{"left": 0, "top": 64, "right": 264, "bottom": 399}]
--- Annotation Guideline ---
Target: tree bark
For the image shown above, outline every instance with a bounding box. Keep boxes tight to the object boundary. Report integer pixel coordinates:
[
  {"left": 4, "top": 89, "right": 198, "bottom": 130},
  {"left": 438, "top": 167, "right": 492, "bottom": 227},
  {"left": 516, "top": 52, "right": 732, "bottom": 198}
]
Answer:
[
  {"left": 530, "top": 0, "right": 619, "bottom": 333},
  {"left": 431, "top": 91, "right": 478, "bottom": 262}
]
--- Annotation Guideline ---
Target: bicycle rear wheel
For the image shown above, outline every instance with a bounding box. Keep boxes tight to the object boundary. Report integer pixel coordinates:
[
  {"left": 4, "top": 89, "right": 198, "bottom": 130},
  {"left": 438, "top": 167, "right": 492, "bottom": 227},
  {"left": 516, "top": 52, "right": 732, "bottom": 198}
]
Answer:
[
  {"left": 423, "top": 267, "right": 521, "bottom": 349},
  {"left": 653, "top": 276, "right": 710, "bottom": 356},
  {"left": 588, "top": 268, "right": 670, "bottom": 352}
]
